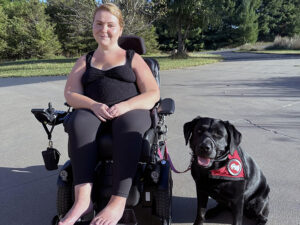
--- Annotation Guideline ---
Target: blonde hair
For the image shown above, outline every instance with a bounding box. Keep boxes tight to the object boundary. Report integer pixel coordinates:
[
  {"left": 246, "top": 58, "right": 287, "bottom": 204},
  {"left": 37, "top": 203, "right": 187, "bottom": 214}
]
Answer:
[{"left": 93, "top": 3, "right": 124, "bottom": 29}]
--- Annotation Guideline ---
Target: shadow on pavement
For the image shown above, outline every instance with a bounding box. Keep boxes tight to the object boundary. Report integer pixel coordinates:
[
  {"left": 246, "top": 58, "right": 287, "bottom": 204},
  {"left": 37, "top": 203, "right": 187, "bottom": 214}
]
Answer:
[
  {"left": 0, "top": 164, "right": 257, "bottom": 225},
  {"left": 240, "top": 76, "right": 300, "bottom": 95},
  {"left": 196, "top": 76, "right": 300, "bottom": 99},
  {"left": 172, "top": 196, "right": 256, "bottom": 225},
  {"left": 0, "top": 165, "right": 58, "bottom": 225}
]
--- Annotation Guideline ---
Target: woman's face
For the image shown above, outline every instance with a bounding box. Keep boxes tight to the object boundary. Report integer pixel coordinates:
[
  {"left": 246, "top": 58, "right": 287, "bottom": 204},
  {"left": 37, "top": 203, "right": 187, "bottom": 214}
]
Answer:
[{"left": 93, "top": 10, "right": 123, "bottom": 48}]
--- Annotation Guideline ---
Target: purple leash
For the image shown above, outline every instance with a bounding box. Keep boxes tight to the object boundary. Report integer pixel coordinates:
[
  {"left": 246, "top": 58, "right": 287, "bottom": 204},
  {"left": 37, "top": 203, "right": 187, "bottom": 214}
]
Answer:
[{"left": 158, "top": 145, "right": 191, "bottom": 174}]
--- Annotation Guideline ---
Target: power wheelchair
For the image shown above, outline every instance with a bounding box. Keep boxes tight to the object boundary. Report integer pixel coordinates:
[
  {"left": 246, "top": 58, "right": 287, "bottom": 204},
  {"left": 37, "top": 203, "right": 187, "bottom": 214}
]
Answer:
[{"left": 31, "top": 36, "right": 175, "bottom": 225}]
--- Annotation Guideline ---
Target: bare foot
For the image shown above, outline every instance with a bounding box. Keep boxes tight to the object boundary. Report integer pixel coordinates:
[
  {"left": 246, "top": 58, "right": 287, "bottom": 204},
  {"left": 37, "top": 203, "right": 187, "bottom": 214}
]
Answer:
[
  {"left": 58, "top": 200, "right": 93, "bottom": 225},
  {"left": 90, "top": 195, "right": 126, "bottom": 225}
]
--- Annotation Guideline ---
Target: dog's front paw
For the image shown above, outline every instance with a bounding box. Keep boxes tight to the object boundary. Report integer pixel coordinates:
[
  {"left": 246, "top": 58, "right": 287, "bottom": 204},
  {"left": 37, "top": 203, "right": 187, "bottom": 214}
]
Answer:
[{"left": 205, "top": 203, "right": 226, "bottom": 219}]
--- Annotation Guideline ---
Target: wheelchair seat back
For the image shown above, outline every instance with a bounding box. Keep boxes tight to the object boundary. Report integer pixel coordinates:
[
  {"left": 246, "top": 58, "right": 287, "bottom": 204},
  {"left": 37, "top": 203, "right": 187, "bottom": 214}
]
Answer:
[{"left": 118, "top": 35, "right": 160, "bottom": 86}]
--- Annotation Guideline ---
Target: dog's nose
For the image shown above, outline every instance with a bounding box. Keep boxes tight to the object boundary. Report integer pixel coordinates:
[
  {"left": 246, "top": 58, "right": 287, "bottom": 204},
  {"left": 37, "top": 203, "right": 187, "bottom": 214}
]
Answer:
[{"left": 199, "top": 142, "right": 212, "bottom": 153}]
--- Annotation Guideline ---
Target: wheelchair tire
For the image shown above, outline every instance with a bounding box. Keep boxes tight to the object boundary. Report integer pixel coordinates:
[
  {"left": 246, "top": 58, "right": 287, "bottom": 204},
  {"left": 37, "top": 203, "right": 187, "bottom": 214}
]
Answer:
[
  {"left": 154, "top": 170, "right": 173, "bottom": 223},
  {"left": 162, "top": 218, "right": 171, "bottom": 225},
  {"left": 51, "top": 215, "right": 59, "bottom": 225},
  {"left": 57, "top": 185, "right": 73, "bottom": 217}
]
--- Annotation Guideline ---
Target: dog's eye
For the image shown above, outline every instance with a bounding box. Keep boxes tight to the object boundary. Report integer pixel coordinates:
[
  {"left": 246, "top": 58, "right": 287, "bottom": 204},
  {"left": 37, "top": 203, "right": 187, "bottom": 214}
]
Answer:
[
  {"left": 212, "top": 132, "right": 222, "bottom": 138},
  {"left": 197, "top": 129, "right": 202, "bottom": 134}
]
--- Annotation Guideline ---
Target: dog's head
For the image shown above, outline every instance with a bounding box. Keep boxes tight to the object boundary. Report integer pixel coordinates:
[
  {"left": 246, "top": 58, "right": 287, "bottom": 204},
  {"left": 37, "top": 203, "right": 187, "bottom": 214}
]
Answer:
[{"left": 184, "top": 116, "right": 241, "bottom": 168}]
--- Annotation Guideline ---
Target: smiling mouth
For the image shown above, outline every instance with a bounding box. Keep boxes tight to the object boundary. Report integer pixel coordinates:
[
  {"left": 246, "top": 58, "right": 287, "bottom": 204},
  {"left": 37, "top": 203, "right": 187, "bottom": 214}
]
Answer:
[{"left": 197, "top": 156, "right": 212, "bottom": 167}]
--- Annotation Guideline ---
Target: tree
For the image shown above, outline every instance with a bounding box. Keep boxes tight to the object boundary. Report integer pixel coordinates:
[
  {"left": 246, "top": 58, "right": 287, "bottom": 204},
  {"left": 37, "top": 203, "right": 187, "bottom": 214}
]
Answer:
[
  {"left": 46, "top": 0, "right": 165, "bottom": 55},
  {"left": 0, "top": 0, "right": 10, "bottom": 6},
  {"left": 200, "top": 0, "right": 239, "bottom": 49},
  {"left": 103, "top": 0, "right": 165, "bottom": 54},
  {"left": 200, "top": 0, "right": 260, "bottom": 49},
  {"left": 296, "top": 0, "right": 300, "bottom": 34},
  {"left": 236, "top": 0, "right": 261, "bottom": 44},
  {"left": 46, "top": 0, "right": 97, "bottom": 56},
  {"left": 3, "top": 0, "right": 61, "bottom": 59},
  {"left": 163, "top": 0, "right": 206, "bottom": 57},
  {"left": 258, "top": 0, "right": 299, "bottom": 41},
  {"left": 0, "top": 6, "right": 8, "bottom": 57},
  {"left": 103, "top": 0, "right": 167, "bottom": 35},
  {"left": 137, "top": 25, "right": 160, "bottom": 54}
]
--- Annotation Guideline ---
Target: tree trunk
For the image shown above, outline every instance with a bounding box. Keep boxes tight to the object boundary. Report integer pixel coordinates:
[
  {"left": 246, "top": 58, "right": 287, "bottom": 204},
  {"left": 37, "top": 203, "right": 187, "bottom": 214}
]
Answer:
[{"left": 174, "top": 19, "right": 188, "bottom": 58}]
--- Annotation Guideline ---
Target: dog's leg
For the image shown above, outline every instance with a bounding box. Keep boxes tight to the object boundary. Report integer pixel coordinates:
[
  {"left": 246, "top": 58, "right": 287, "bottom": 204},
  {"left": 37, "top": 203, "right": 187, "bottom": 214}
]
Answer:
[
  {"left": 231, "top": 196, "right": 244, "bottom": 225},
  {"left": 205, "top": 202, "right": 227, "bottom": 219},
  {"left": 253, "top": 197, "right": 269, "bottom": 225},
  {"left": 194, "top": 182, "right": 208, "bottom": 225}
]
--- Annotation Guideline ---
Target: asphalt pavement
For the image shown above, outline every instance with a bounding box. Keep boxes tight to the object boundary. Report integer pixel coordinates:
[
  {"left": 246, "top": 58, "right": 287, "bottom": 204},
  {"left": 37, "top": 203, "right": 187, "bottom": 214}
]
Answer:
[{"left": 1, "top": 51, "right": 300, "bottom": 225}]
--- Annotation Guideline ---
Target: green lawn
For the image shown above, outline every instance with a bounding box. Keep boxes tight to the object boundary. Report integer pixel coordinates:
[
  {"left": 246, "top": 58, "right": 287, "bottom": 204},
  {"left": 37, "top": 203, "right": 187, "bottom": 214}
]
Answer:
[
  {"left": 0, "top": 58, "right": 76, "bottom": 78},
  {"left": 253, "top": 50, "right": 300, "bottom": 54},
  {"left": 0, "top": 53, "right": 222, "bottom": 78},
  {"left": 237, "top": 49, "right": 300, "bottom": 54}
]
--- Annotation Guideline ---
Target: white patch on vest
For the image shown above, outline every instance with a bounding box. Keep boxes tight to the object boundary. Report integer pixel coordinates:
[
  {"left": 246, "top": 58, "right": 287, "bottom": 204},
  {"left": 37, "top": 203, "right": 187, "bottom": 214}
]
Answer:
[{"left": 227, "top": 159, "right": 242, "bottom": 176}]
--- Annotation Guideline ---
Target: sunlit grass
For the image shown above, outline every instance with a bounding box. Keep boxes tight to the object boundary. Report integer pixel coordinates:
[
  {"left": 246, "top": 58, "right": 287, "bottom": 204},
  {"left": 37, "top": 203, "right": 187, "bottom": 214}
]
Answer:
[
  {"left": 0, "top": 53, "right": 222, "bottom": 78},
  {"left": 252, "top": 50, "right": 300, "bottom": 54},
  {"left": 149, "top": 54, "right": 222, "bottom": 70},
  {"left": 0, "top": 58, "right": 76, "bottom": 78}
]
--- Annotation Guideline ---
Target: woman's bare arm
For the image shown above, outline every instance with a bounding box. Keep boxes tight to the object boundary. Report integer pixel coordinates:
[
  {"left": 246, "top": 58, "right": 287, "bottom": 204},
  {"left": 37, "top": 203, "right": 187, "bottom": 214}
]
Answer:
[{"left": 64, "top": 55, "right": 113, "bottom": 121}]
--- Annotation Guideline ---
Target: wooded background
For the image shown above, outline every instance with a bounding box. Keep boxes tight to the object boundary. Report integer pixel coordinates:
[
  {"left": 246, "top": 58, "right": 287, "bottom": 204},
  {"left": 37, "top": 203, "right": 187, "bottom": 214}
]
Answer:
[{"left": 0, "top": 0, "right": 299, "bottom": 60}]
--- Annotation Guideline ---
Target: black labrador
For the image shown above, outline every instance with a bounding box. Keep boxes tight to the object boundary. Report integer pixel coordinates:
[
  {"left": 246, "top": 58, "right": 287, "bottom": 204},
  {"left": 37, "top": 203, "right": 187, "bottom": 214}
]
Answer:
[{"left": 184, "top": 116, "right": 270, "bottom": 225}]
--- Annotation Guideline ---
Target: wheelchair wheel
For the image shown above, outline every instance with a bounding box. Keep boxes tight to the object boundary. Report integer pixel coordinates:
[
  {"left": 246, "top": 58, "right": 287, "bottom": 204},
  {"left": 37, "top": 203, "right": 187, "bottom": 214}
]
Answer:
[
  {"left": 57, "top": 185, "right": 73, "bottom": 216},
  {"left": 162, "top": 218, "right": 171, "bottom": 225},
  {"left": 155, "top": 170, "right": 173, "bottom": 224},
  {"left": 51, "top": 215, "right": 59, "bottom": 225}
]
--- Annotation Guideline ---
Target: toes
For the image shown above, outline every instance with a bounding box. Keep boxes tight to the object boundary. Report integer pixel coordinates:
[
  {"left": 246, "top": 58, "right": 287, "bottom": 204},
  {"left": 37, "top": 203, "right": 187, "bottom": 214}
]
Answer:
[{"left": 90, "top": 217, "right": 102, "bottom": 225}]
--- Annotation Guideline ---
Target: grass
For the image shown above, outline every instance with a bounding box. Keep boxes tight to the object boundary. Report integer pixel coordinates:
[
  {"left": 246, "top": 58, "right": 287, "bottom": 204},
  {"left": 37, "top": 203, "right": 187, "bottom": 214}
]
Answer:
[
  {"left": 0, "top": 53, "right": 222, "bottom": 78},
  {"left": 0, "top": 58, "right": 77, "bottom": 78},
  {"left": 238, "top": 42, "right": 273, "bottom": 51},
  {"left": 251, "top": 50, "right": 300, "bottom": 54}
]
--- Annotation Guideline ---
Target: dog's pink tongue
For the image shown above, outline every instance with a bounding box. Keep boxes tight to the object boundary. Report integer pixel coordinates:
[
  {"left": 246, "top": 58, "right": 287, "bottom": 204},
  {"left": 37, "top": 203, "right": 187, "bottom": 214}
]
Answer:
[{"left": 197, "top": 156, "right": 210, "bottom": 166}]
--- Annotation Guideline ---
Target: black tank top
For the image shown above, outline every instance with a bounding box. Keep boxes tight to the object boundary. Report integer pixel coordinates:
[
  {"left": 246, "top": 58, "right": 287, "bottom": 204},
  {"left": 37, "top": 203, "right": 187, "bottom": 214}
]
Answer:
[{"left": 81, "top": 50, "right": 140, "bottom": 106}]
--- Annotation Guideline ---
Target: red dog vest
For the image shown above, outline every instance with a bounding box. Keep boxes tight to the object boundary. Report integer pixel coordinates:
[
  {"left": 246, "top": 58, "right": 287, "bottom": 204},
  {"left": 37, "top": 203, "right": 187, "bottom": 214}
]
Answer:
[{"left": 209, "top": 150, "right": 245, "bottom": 181}]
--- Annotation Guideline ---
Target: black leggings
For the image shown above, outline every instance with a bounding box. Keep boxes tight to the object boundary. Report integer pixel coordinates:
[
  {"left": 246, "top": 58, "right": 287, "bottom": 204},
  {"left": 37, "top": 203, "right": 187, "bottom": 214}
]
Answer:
[{"left": 64, "top": 109, "right": 151, "bottom": 198}]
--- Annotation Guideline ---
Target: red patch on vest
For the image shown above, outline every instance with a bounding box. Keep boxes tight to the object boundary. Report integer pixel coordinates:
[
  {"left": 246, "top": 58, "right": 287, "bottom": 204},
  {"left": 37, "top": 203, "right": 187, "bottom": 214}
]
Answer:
[{"left": 209, "top": 150, "right": 245, "bottom": 180}]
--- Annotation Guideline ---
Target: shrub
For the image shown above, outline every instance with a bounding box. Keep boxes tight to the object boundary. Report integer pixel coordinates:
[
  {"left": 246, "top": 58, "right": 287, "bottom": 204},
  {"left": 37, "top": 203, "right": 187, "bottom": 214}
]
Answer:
[{"left": 267, "top": 35, "right": 300, "bottom": 50}]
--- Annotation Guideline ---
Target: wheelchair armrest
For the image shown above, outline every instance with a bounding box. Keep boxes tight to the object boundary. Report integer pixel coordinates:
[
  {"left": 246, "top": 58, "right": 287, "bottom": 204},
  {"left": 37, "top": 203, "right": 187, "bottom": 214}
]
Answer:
[{"left": 157, "top": 98, "right": 175, "bottom": 115}]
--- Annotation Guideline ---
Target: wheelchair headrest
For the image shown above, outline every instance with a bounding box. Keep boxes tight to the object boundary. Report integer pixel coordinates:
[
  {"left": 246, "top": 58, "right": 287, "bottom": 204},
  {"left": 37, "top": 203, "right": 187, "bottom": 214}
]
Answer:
[{"left": 118, "top": 36, "right": 146, "bottom": 55}]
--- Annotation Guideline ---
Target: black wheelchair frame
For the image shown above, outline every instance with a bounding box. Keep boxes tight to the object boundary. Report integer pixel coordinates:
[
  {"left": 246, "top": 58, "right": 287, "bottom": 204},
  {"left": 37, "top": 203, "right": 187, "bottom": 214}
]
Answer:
[{"left": 31, "top": 36, "right": 175, "bottom": 225}]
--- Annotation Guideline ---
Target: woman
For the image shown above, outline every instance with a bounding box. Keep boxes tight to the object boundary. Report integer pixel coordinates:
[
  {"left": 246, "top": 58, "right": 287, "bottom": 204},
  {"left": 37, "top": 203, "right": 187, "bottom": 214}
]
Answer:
[{"left": 59, "top": 3, "right": 160, "bottom": 225}]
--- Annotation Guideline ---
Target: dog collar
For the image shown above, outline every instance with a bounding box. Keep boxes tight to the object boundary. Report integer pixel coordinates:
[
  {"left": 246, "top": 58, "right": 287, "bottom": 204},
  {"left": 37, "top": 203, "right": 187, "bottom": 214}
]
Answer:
[{"left": 209, "top": 149, "right": 245, "bottom": 181}]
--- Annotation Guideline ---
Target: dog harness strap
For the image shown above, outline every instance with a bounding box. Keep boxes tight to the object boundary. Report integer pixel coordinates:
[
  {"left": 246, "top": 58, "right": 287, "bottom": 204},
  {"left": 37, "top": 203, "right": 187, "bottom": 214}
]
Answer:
[{"left": 209, "top": 149, "right": 245, "bottom": 180}]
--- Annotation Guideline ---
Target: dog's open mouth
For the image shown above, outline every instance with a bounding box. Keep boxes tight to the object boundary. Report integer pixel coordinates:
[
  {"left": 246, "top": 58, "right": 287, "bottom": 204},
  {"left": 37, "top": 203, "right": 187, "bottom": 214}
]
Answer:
[{"left": 197, "top": 156, "right": 212, "bottom": 167}]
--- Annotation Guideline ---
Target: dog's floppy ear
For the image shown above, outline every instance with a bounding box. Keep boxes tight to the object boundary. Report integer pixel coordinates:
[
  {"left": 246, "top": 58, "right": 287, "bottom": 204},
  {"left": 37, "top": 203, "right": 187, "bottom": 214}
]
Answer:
[
  {"left": 224, "top": 121, "right": 242, "bottom": 155},
  {"left": 183, "top": 117, "right": 201, "bottom": 145}
]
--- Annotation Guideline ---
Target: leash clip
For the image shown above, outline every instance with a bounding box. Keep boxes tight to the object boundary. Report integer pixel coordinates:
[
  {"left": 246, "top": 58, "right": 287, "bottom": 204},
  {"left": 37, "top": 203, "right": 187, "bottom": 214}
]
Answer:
[{"left": 49, "top": 140, "right": 53, "bottom": 148}]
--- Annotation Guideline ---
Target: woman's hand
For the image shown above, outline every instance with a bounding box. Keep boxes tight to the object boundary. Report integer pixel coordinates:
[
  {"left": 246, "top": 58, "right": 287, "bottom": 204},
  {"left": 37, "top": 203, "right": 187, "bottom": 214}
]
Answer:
[
  {"left": 108, "top": 102, "right": 130, "bottom": 118},
  {"left": 91, "top": 102, "right": 113, "bottom": 122}
]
